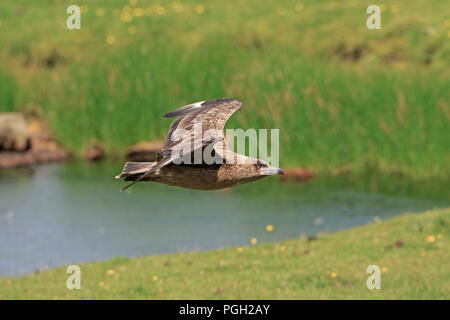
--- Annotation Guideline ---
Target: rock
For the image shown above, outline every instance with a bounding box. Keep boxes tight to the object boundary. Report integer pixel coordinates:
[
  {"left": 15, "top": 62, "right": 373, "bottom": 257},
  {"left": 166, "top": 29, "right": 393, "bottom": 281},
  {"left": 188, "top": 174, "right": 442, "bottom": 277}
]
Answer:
[
  {"left": 32, "top": 142, "right": 68, "bottom": 163},
  {"left": 0, "top": 114, "right": 69, "bottom": 169},
  {"left": 126, "top": 140, "right": 163, "bottom": 161},
  {"left": 280, "top": 167, "right": 315, "bottom": 182},
  {"left": 0, "top": 145, "right": 68, "bottom": 168},
  {"left": 85, "top": 146, "right": 104, "bottom": 161},
  {"left": 0, "top": 152, "right": 33, "bottom": 168},
  {"left": 395, "top": 239, "right": 404, "bottom": 248},
  {"left": 0, "top": 112, "right": 30, "bottom": 151}
]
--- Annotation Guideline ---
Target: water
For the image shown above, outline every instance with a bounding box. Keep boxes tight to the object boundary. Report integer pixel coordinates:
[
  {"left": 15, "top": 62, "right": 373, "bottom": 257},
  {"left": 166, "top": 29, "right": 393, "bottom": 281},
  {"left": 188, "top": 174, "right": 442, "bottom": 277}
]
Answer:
[{"left": 0, "top": 162, "right": 448, "bottom": 277}]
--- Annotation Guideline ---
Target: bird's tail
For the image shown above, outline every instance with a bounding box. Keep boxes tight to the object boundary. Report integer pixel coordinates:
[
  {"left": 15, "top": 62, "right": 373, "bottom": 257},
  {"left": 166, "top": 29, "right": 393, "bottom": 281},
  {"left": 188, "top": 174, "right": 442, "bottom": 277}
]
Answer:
[{"left": 115, "top": 161, "right": 157, "bottom": 179}]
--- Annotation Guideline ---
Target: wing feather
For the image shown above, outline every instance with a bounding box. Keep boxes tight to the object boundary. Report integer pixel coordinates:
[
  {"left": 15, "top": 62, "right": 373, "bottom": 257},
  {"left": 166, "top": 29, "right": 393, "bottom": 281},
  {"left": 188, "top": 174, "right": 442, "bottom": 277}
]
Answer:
[
  {"left": 162, "top": 98, "right": 241, "bottom": 151},
  {"left": 162, "top": 101, "right": 205, "bottom": 118}
]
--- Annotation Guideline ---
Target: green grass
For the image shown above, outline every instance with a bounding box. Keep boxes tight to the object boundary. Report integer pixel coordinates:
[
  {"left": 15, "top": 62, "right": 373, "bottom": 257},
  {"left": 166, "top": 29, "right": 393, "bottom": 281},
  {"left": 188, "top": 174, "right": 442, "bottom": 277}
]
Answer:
[
  {"left": 0, "top": 70, "right": 16, "bottom": 112},
  {"left": 1, "top": 207, "right": 448, "bottom": 299},
  {"left": 0, "top": 0, "right": 449, "bottom": 177}
]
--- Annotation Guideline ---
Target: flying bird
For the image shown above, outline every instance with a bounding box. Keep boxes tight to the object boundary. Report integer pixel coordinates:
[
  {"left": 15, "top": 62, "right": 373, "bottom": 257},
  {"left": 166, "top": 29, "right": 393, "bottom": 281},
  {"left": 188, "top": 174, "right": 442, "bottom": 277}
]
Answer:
[{"left": 116, "top": 98, "right": 283, "bottom": 191}]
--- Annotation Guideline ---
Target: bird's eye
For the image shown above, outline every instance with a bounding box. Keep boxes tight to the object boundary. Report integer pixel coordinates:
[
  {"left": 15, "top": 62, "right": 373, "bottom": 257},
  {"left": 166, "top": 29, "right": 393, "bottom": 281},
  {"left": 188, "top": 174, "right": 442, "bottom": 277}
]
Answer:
[{"left": 256, "top": 162, "right": 265, "bottom": 168}]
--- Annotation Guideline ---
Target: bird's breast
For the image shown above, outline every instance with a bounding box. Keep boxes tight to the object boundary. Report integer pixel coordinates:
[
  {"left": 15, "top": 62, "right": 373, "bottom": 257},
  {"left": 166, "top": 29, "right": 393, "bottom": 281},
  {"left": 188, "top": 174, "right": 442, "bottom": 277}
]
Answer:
[{"left": 152, "top": 164, "right": 257, "bottom": 190}]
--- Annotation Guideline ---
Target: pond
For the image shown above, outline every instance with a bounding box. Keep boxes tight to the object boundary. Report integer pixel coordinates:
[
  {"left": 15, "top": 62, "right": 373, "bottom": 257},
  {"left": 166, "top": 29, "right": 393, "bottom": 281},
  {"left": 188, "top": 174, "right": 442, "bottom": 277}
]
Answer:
[{"left": 0, "top": 162, "right": 448, "bottom": 276}]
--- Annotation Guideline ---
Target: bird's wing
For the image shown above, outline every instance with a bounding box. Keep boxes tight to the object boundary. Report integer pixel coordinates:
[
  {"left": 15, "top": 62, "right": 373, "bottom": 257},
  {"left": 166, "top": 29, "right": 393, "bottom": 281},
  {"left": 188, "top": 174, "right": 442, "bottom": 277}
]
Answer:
[
  {"left": 162, "top": 98, "right": 241, "bottom": 148},
  {"left": 121, "top": 98, "right": 241, "bottom": 191},
  {"left": 161, "top": 98, "right": 242, "bottom": 159}
]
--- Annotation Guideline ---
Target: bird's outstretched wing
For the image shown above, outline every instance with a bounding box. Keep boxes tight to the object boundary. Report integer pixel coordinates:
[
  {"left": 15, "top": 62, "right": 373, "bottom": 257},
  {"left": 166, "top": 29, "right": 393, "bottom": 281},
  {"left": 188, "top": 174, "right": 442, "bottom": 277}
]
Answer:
[
  {"left": 161, "top": 97, "right": 241, "bottom": 155},
  {"left": 121, "top": 98, "right": 241, "bottom": 191}
]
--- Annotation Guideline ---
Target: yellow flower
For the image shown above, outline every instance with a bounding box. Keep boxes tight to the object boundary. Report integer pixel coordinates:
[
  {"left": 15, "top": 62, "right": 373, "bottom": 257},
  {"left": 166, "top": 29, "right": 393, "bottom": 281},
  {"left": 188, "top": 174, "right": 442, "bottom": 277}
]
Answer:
[
  {"left": 104, "top": 285, "right": 110, "bottom": 290},
  {"left": 266, "top": 224, "right": 274, "bottom": 232},
  {"left": 381, "top": 266, "right": 388, "bottom": 273},
  {"left": 173, "top": 2, "right": 183, "bottom": 13},
  {"left": 445, "top": 19, "right": 450, "bottom": 28},
  {"left": 155, "top": 6, "right": 166, "bottom": 16},
  {"left": 250, "top": 237, "right": 257, "bottom": 245},
  {"left": 390, "top": 5, "right": 399, "bottom": 13},
  {"left": 295, "top": 3, "right": 304, "bottom": 11},
  {"left": 195, "top": 4, "right": 205, "bottom": 15},
  {"left": 119, "top": 265, "right": 127, "bottom": 272},
  {"left": 152, "top": 275, "right": 158, "bottom": 282},
  {"left": 330, "top": 272, "right": 337, "bottom": 278},
  {"left": 80, "top": 5, "right": 88, "bottom": 13},
  {"left": 98, "top": 281, "right": 105, "bottom": 287},
  {"left": 128, "top": 26, "right": 137, "bottom": 35},
  {"left": 106, "top": 35, "right": 116, "bottom": 45},
  {"left": 121, "top": 12, "right": 133, "bottom": 22},
  {"left": 373, "top": 238, "right": 379, "bottom": 244},
  {"left": 236, "top": 247, "right": 243, "bottom": 253},
  {"left": 277, "top": 8, "right": 286, "bottom": 16},
  {"left": 426, "top": 235, "right": 436, "bottom": 243},
  {"left": 106, "top": 269, "right": 115, "bottom": 276},
  {"left": 133, "top": 7, "right": 145, "bottom": 17},
  {"left": 279, "top": 245, "right": 286, "bottom": 252},
  {"left": 129, "top": 0, "right": 138, "bottom": 6},
  {"left": 95, "top": 8, "right": 105, "bottom": 17}
]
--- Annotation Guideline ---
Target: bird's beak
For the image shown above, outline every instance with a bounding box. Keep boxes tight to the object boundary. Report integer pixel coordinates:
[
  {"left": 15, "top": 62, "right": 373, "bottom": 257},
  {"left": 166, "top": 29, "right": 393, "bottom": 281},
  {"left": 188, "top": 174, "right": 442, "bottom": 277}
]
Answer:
[{"left": 260, "top": 166, "right": 284, "bottom": 176}]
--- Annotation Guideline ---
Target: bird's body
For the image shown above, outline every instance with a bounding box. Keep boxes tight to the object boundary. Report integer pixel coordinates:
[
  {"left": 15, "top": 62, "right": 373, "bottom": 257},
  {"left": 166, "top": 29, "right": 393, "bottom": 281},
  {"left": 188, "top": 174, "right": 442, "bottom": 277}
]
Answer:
[
  {"left": 116, "top": 98, "right": 283, "bottom": 191},
  {"left": 119, "top": 162, "right": 266, "bottom": 190}
]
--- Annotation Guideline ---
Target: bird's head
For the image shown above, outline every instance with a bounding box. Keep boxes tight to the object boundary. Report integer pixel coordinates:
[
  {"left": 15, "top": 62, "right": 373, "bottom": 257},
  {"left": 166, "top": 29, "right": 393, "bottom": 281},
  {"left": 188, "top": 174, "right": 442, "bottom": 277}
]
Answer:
[
  {"left": 218, "top": 159, "right": 283, "bottom": 186},
  {"left": 255, "top": 160, "right": 284, "bottom": 176}
]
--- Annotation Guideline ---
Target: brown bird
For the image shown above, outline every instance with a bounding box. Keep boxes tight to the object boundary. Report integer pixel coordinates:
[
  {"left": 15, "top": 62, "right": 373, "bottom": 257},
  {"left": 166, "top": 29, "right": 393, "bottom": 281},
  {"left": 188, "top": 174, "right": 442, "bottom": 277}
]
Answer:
[{"left": 115, "top": 98, "right": 283, "bottom": 191}]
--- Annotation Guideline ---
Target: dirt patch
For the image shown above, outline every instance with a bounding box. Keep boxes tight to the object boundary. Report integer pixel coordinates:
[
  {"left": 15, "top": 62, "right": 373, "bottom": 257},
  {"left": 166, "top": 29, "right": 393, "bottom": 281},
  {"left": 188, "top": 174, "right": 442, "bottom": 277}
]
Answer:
[
  {"left": 280, "top": 167, "right": 315, "bottom": 182},
  {"left": 332, "top": 42, "right": 368, "bottom": 63},
  {"left": 0, "top": 114, "right": 69, "bottom": 169}
]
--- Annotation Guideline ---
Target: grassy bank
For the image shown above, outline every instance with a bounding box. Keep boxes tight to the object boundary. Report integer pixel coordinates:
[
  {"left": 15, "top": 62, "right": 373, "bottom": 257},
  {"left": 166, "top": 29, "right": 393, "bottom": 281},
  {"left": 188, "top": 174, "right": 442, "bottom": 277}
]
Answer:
[
  {"left": 1, "top": 208, "right": 448, "bottom": 299},
  {"left": 0, "top": 0, "right": 449, "bottom": 178}
]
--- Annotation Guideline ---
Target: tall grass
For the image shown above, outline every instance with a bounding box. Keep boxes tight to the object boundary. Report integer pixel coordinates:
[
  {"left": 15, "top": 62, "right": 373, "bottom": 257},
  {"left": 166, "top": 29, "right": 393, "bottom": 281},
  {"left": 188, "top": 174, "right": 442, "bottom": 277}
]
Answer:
[
  {"left": 44, "top": 39, "right": 449, "bottom": 177},
  {"left": 0, "top": 70, "right": 16, "bottom": 112},
  {"left": 0, "top": 0, "right": 448, "bottom": 177}
]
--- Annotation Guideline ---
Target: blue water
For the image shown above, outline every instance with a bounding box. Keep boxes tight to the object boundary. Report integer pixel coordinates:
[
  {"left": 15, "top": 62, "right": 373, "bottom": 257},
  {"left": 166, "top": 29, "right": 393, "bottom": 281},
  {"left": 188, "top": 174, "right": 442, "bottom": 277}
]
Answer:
[{"left": 0, "top": 162, "right": 448, "bottom": 276}]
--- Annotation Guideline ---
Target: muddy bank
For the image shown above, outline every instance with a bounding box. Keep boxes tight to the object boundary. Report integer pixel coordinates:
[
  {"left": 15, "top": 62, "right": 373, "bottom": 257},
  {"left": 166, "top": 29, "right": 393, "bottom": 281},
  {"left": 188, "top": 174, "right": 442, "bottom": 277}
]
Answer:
[
  {"left": 0, "top": 113, "right": 69, "bottom": 169},
  {"left": 0, "top": 114, "right": 316, "bottom": 181},
  {"left": 281, "top": 167, "right": 315, "bottom": 182}
]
